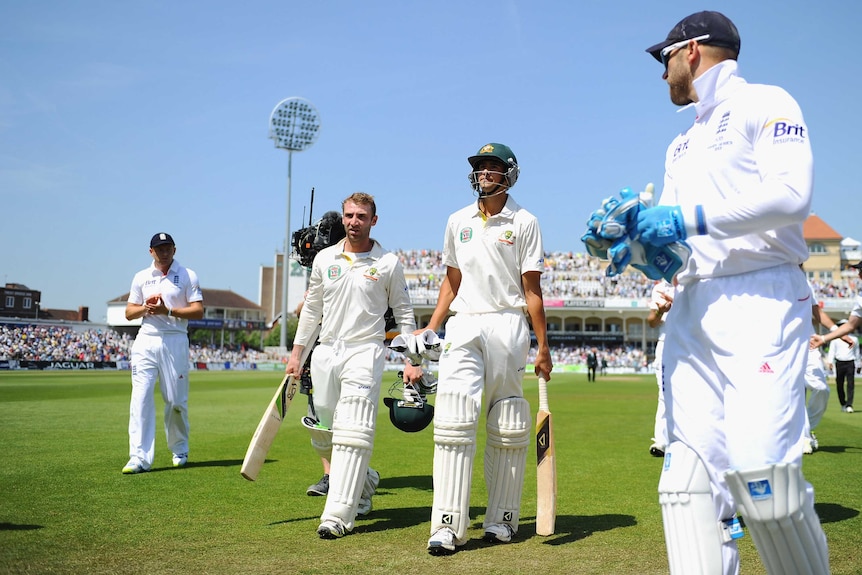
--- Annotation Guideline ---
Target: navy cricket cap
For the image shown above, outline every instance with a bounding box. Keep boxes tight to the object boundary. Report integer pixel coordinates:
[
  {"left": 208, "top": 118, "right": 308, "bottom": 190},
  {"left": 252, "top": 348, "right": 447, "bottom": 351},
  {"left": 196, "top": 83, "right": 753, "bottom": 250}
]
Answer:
[
  {"left": 850, "top": 261, "right": 862, "bottom": 270},
  {"left": 150, "top": 232, "right": 175, "bottom": 248},
  {"left": 646, "top": 11, "right": 741, "bottom": 63}
]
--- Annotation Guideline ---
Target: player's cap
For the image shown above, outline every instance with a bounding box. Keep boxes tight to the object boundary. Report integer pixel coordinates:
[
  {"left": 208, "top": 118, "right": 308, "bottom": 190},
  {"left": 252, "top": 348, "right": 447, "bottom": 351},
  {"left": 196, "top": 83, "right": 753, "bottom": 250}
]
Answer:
[
  {"left": 646, "top": 11, "right": 741, "bottom": 63},
  {"left": 850, "top": 261, "right": 862, "bottom": 270},
  {"left": 150, "top": 232, "right": 175, "bottom": 248}
]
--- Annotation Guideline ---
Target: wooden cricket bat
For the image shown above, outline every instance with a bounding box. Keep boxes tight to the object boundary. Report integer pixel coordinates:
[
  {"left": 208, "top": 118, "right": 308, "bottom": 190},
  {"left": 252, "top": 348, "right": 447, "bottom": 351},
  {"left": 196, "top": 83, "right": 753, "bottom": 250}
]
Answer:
[
  {"left": 240, "top": 324, "right": 320, "bottom": 481},
  {"left": 535, "top": 375, "right": 557, "bottom": 536}
]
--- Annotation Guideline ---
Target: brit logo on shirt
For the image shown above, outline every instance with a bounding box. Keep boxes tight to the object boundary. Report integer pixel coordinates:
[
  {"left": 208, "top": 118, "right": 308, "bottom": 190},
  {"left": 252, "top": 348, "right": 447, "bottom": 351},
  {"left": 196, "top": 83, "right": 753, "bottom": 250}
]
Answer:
[
  {"left": 460, "top": 227, "right": 473, "bottom": 243},
  {"left": 766, "top": 117, "right": 807, "bottom": 145},
  {"left": 327, "top": 265, "right": 342, "bottom": 280}
]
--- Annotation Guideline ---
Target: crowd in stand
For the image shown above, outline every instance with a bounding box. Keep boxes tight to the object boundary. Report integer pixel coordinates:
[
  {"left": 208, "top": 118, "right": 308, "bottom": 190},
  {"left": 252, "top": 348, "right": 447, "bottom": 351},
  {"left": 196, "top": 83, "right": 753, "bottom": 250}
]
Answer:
[
  {"left": 0, "top": 325, "right": 133, "bottom": 362},
  {"left": 2, "top": 251, "right": 858, "bottom": 364}
]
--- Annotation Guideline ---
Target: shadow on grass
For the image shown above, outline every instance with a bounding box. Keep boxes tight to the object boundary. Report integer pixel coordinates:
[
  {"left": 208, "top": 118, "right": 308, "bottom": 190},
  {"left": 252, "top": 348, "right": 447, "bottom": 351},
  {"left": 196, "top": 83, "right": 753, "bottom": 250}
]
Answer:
[
  {"left": 143, "top": 459, "right": 245, "bottom": 473},
  {"left": 815, "top": 502, "right": 859, "bottom": 524},
  {"left": 0, "top": 523, "right": 43, "bottom": 531},
  {"left": 816, "top": 445, "right": 861, "bottom": 454}
]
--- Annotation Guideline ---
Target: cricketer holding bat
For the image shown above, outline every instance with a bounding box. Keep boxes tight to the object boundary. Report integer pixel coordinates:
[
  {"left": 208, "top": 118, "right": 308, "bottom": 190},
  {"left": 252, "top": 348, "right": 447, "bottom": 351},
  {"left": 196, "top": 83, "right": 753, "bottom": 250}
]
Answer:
[
  {"left": 285, "top": 192, "right": 422, "bottom": 539},
  {"left": 421, "top": 143, "right": 552, "bottom": 555},
  {"left": 122, "top": 232, "right": 204, "bottom": 474},
  {"left": 636, "top": 11, "right": 829, "bottom": 574}
]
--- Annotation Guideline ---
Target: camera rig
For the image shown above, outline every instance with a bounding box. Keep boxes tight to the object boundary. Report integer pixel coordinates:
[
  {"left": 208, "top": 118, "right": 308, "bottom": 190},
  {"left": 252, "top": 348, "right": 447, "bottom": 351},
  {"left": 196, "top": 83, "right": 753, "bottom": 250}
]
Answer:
[{"left": 290, "top": 188, "right": 346, "bottom": 269}]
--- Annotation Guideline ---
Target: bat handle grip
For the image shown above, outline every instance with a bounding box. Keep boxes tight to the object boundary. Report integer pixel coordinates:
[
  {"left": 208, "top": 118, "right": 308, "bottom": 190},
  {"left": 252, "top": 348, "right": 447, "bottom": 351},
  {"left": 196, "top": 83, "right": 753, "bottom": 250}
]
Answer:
[{"left": 538, "top": 375, "right": 549, "bottom": 412}]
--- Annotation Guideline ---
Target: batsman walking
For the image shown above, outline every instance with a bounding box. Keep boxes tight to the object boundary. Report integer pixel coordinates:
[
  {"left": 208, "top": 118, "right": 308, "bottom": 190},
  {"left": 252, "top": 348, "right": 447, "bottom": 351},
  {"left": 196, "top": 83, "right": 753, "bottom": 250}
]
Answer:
[
  {"left": 422, "top": 143, "right": 553, "bottom": 555},
  {"left": 285, "top": 193, "right": 422, "bottom": 539},
  {"left": 637, "top": 11, "right": 829, "bottom": 574}
]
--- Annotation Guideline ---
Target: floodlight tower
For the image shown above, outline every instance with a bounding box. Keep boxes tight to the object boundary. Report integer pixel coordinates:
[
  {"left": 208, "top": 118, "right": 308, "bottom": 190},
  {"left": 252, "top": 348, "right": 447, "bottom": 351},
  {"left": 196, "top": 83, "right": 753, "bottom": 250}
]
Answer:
[{"left": 269, "top": 97, "right": 321, "bottom": 349}]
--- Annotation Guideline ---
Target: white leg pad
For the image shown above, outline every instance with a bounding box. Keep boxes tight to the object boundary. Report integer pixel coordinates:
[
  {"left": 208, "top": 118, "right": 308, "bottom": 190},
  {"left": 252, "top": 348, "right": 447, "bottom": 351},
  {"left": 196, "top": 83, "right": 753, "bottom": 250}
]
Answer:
[
  {"left": 483, "top": 397, "right": 530, "bottom": 531},
  {"left": 430, "top": 390, "right": 479, "bottom": 542},
  {"left": 725, "top": 464, "right": 830, "bottom": 575},
  {"left": 659, "top": 442, "right": 740, "bottom": 575},
  {"left": 302, "top": 416, "right": 333, "bottom": 460},
  {"left": 321, "top": 396, "right": 376, "bottom": 532}
]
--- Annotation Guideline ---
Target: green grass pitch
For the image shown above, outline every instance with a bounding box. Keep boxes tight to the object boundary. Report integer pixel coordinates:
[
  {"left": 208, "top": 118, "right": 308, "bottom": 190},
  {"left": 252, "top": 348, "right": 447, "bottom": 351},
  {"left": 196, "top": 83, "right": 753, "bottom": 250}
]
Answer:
[{"left": 1, "top": 370, "right": 860, "bottom": 574}]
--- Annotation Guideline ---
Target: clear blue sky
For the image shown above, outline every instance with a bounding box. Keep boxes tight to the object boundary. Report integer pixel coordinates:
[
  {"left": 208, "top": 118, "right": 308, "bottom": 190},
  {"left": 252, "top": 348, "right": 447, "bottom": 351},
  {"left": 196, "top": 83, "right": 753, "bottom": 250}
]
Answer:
[{"left": 2, "top": 1, "right": 860, "bottom": 320}]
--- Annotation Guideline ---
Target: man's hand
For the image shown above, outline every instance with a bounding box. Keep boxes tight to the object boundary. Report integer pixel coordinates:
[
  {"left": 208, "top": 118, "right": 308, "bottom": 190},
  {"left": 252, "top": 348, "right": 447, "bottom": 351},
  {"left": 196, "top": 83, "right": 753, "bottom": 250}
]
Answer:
[
  {"left": 810, "top": 334, "right": 825, "bottom": 350},
  {"left": 402, "top": 363, "right": 424, "bottom": 384}
]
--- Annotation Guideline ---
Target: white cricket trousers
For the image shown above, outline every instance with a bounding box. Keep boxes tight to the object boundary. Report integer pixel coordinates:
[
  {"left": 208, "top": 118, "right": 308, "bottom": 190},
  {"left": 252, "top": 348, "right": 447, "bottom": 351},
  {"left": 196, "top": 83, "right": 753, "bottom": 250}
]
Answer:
[
  {"left": 663, "top": 263, "right": 814, "bottom": 523},
  {"left": 129, "top": 332, "right": 190, "bottom": 467}
]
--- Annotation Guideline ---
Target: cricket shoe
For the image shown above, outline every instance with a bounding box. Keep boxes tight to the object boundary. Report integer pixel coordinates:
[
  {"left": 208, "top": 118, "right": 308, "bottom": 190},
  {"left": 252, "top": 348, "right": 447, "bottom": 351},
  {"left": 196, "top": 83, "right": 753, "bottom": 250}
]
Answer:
[
  {"left": 483, "top": 523, "right": 515, "bottom": 544},
  {"left": 121, "top": 459, "right": 149, "bottom": 475},
  {"left": 172, "top": 453, "right": 188, "bottom": 467},
  {"left": 810, "top": 433, "right": 819, "bottom": 451},
  {"left": 845, "top": 405, "right": 855, "bottom": 413},
  {"left": 427, "top": 527, "right": 460, "bottom": 555},
  {"left": 306, "top": 474, "right": 329, "bottom": 496},
  {"left": 317, "top": 519, "right": 346, "bottom": 539},
  {"left": 356, "top": 468, "right": 380, "bottom": 516},
  {"left": 802, "top": 437, "right": 814, "bottom": 455}
]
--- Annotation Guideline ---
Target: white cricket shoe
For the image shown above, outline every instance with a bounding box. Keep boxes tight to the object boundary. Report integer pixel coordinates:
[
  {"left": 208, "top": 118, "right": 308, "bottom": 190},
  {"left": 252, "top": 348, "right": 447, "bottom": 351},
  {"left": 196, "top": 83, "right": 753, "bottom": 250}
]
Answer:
[
  {"left": 810, "top": 433, "right": 819, "bottom": 450},
  {"left": 802, "top": 437, "right": 814, "bottom": 455},
  {"left": 845, "top": 405, "right": 855, "bottom": 413},
  {"left": 317, "top": 519, "right": 346, "bottom": 539},
  {"left": 172, "top": 453, "right": 188, "bottom": 467},
  {"left": 483, "top": 523, "right": 516, "bottom": 543},
  {"left": 427, "top": 527, "right": 458, "bottom": 555},
  {"left": 121, "top": 459, "right": 149, "bottom": 475}
]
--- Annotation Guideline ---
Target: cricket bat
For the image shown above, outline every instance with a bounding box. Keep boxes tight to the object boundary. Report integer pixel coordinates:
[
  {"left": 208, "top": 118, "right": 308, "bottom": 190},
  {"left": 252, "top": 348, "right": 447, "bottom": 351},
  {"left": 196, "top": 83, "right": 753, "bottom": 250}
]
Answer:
[
  {"left": 240, "top": 323, "right": 320, "bottom": 481},
  {"left": 535, "top": 375, "right": 557, "bottom": 536}
]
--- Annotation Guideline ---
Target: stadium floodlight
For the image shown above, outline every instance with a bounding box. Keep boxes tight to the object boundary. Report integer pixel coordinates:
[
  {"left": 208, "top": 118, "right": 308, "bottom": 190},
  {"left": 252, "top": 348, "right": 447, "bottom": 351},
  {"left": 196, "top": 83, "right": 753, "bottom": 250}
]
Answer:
[{"left": 269, "top": 97, "right": 321, "bottom": 349}]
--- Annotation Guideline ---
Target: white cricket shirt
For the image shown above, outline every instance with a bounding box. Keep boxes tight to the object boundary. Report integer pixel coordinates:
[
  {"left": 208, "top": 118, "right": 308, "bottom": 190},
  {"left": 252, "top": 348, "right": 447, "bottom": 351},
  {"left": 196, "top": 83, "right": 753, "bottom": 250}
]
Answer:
[
  {"left": 442, "top": 195, "right": 545, "bottom": 314},
  {"left": 294, "top": 239, "right": 415, "bottom": 347},
  {"left": 658, "top": 60, "right": 813, "bottom": 283},
  {"left": 128, "top": 260, "right": 203, "bottom": 335}
]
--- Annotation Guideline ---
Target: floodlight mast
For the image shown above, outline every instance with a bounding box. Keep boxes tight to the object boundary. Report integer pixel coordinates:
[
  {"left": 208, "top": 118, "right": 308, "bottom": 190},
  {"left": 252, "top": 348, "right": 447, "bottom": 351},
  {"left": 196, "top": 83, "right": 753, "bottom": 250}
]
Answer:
[{"left": 268, "top": 97, "right": 321, "bottom": 349}]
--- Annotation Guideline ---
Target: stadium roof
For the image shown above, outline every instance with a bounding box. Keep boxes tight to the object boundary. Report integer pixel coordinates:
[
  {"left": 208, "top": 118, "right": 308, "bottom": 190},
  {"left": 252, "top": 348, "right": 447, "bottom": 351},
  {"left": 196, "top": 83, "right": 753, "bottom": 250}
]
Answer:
[{"left": 108, "top": 288, "right": 262, "bottom": 311}]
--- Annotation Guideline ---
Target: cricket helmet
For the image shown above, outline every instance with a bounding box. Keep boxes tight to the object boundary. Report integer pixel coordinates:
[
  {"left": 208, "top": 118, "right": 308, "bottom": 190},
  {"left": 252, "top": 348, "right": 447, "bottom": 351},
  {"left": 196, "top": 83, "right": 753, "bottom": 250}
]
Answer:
[
  {"left": 468, "top": 143, "right": 520, "bottom": 190},
  {"left": 383, "top": 396, "right": 434, "bottom": 433}
]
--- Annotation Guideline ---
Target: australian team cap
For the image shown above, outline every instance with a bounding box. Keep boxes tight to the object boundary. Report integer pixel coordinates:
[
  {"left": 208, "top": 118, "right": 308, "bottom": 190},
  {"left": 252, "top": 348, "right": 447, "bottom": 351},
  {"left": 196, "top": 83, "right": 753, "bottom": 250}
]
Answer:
[
  {"left": 468, "top": 143, "right": 517, "bottom": 169},
  {"left": 645, "top": 11, "right": 741, "bottom": 63},
  {"left": 150, "top": 232, "right": 175, "bottom": 248}
]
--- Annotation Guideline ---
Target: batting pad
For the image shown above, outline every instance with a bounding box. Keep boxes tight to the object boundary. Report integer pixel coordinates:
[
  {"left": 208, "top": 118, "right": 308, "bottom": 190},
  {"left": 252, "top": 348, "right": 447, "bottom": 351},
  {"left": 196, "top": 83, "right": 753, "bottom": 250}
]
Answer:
[
  {"left": 321, "top": 396, "right": 376, "bottom": 532},
  {"left": 431, "top": 390, "right": 480, "bottom": 542},
  {"left": 659, "top": 442, "right": 740, "bottom": 575},
  {"left": 725, "top": 464, "right": 830, "bottom": 575},
  {"left": 302, "top": 416, "right": 333, "bottom": 460},
  {"left": 483, "top": 397, "right": 530, "bottom": 531}
]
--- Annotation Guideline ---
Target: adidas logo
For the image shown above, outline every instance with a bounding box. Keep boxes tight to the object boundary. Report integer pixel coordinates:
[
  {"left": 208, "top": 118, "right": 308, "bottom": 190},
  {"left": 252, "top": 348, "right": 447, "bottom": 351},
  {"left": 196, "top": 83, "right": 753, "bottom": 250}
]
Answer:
[{"left": 758, "top": 362, "right": 774, "bottom": 374}]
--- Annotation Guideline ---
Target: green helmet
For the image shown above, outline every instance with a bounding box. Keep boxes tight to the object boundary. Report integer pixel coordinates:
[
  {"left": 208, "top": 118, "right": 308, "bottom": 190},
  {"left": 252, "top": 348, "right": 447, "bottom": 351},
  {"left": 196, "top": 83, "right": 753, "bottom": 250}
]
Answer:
[
  {"left": 467, "top": 143, "right": 520, "bottom": 188},
  {"left": 383, "top": 397, "right": 434, "bottom": 433}
]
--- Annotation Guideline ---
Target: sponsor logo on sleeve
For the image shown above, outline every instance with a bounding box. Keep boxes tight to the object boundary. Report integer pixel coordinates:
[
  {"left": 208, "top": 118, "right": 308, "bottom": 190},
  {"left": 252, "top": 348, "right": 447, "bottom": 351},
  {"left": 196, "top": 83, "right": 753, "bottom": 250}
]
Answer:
[{"left": 765, "top": 117, "right": 807, "bottom": 145}]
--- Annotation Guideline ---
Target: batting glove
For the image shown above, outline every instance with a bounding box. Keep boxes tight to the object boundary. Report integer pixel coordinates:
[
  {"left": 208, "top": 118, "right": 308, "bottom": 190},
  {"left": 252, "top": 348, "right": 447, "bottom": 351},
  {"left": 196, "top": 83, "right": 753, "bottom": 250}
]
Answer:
[
  {"left": 629, "top": 240, "right": 692, "bottom": 283},
  {"left": 637, "top": 205, "right": 707, "bottom": 246}
]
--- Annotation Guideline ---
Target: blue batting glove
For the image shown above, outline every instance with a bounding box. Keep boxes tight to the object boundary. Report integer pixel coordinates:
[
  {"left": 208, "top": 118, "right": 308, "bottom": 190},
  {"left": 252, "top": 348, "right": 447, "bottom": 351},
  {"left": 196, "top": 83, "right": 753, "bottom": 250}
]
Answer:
[
  {"left": 606, "top": 237, "right": 633, "bottom": 276},
  {"left": 636, "top": 205, "right": 687, "bottom": 246},
  {"left": 630, "top": 241, "right": 692, "bottom": 283},
  {"left": 581, "top": 228, "right": 612, "bottom": 259}
]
